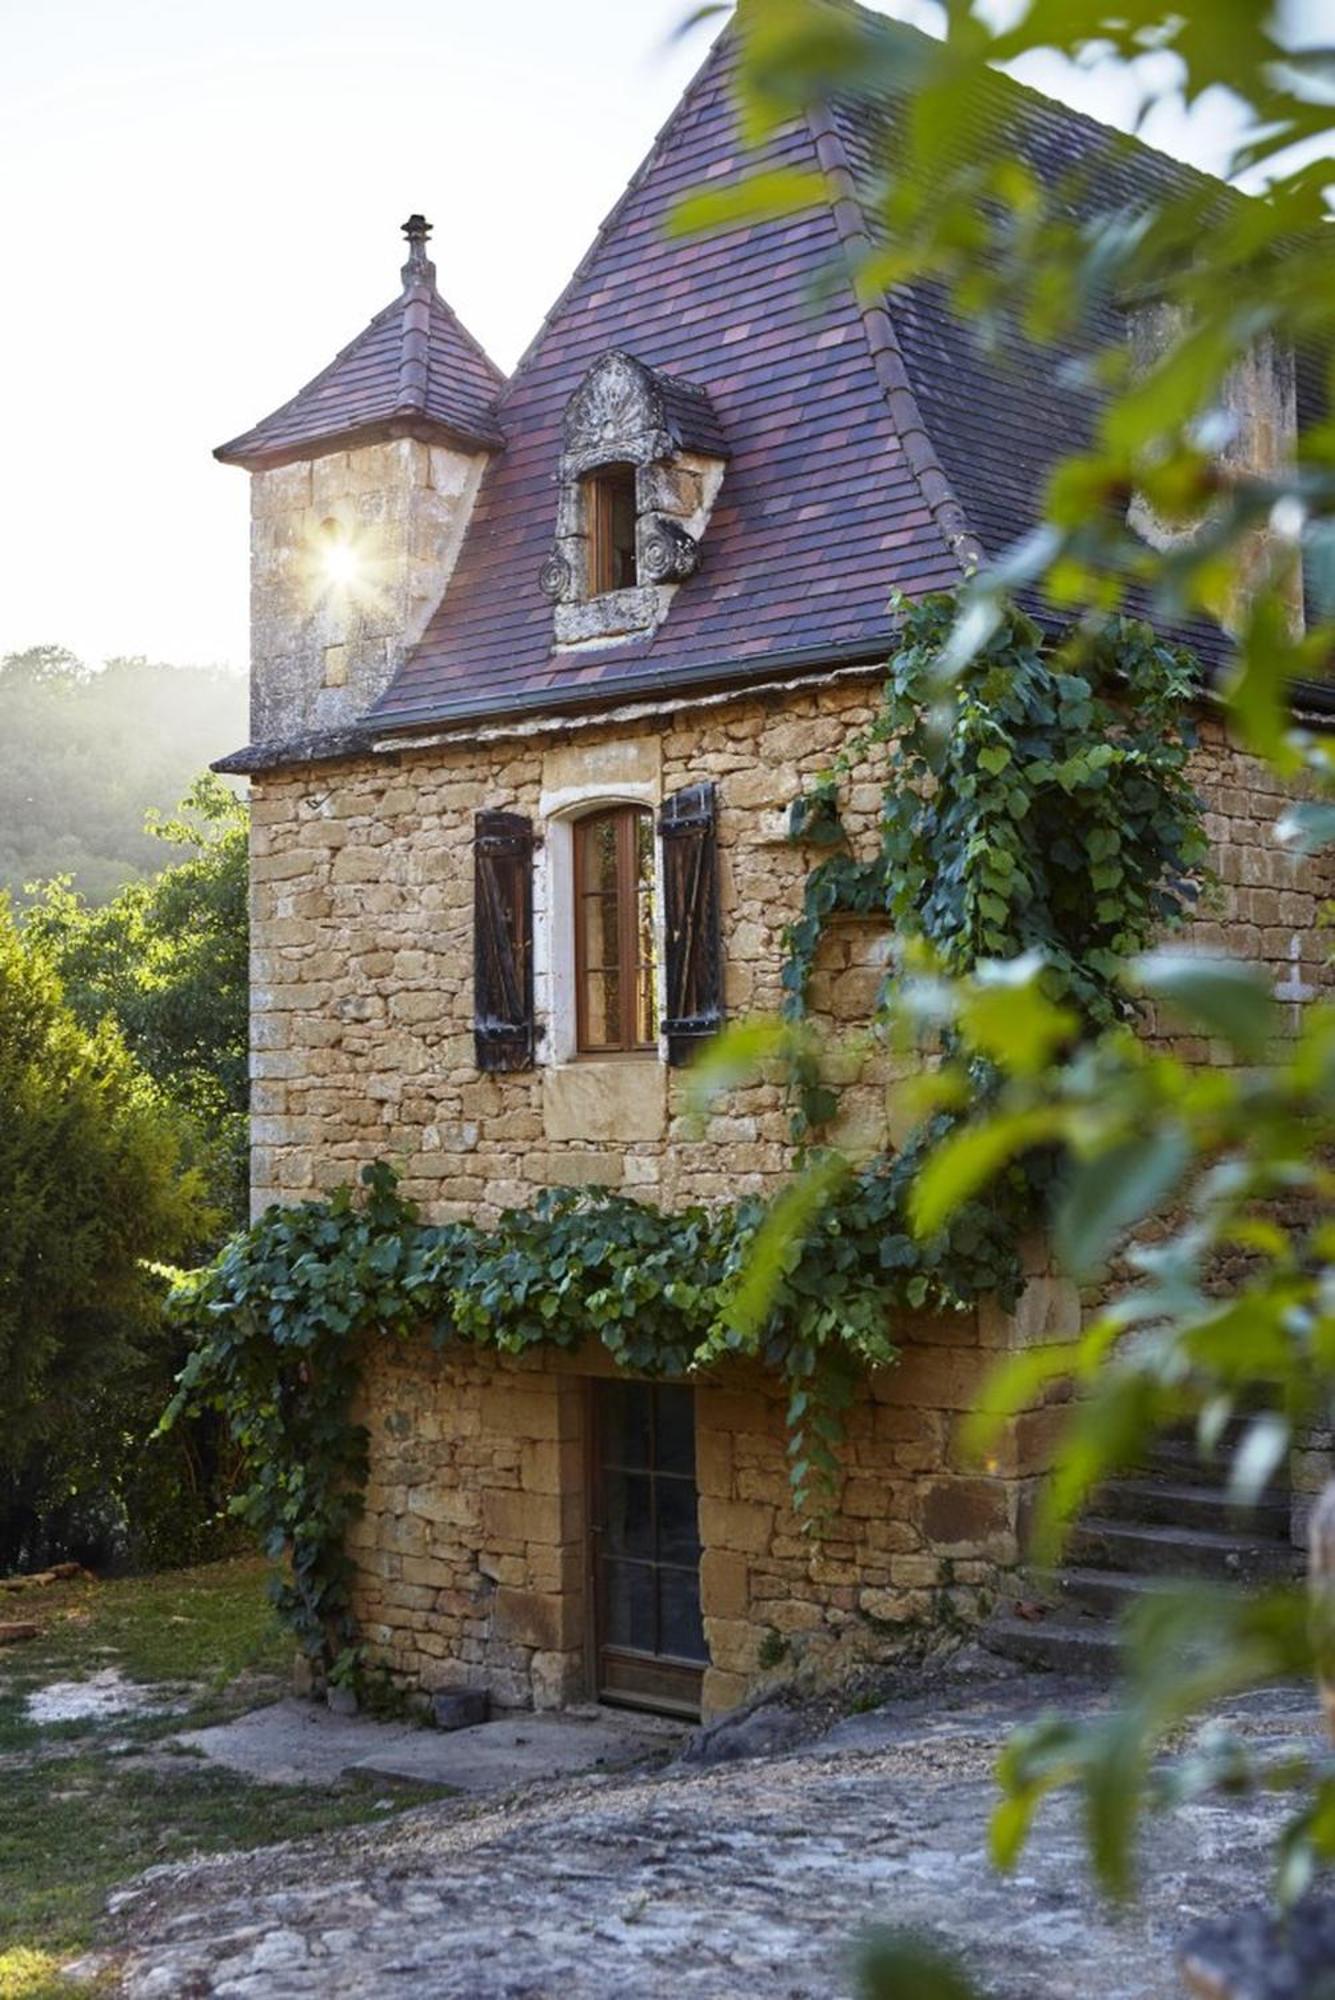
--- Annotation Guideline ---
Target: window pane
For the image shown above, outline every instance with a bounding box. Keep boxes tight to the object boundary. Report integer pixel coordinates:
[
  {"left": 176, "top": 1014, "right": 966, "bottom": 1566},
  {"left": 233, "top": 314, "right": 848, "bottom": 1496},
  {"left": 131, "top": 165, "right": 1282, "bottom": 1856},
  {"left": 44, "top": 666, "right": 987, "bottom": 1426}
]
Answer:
[
  {"left": 581, "top": 815, "right": 620, "bottom": 895},
  {"left": 634, "top": 811, "right": 658, "bottom": 1043},
  {"left": 611, "top": 476, "right": 637, "bottom": 589},
  {"left": 602, "top": 1559, "right": 655, "bottom": 1651},
  {"left": 601, "top": 1382, "right": 652, "bottom": 1467},
  {"left": 581, "top": 892, "right": 620, "bottom": 972},
  {"left": 653, "top": 1384, "right": 696, "bottom": 1476},
  {"left": 582, "top": 970, "right": 621, "bottom": 1048},
  {"left": 602, "top": 1470, "right": 654, "bottom": 1558},
  {"left": 655, "top": 1477, "right": 700, "bottom": 1563},
  {"left": 658, "top": 1568, "right": 706, "bottom": 1662}
]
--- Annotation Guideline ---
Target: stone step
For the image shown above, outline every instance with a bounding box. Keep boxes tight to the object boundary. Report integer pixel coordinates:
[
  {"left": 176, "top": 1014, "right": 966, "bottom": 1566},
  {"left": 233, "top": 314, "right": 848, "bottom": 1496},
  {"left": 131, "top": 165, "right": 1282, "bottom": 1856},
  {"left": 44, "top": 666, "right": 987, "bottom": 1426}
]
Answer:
[
  {"left": 1045, "top": 1564, "right": 1187, "bottom": 1620},
  {"left": 983, "top": 1610, "right": 1119, "bottom": 1676},
  {"left": 1069, "top": 1517, "right": 1301, "bottom": 1583},
  {"left": 1143, "top": 1432, "right": 1288, "bottom": 1493},
  {"left": 1094, "top": 1477, "right": 1292, "bottom": 1540}
]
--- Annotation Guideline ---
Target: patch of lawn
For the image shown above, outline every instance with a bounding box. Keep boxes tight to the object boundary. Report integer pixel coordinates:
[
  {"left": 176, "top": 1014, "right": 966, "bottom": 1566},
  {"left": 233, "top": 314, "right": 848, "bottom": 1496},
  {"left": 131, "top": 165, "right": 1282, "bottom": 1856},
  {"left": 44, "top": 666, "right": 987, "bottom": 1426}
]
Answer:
[{"left": 0, "top": 1557, "right": 449, "bottom": 1993}]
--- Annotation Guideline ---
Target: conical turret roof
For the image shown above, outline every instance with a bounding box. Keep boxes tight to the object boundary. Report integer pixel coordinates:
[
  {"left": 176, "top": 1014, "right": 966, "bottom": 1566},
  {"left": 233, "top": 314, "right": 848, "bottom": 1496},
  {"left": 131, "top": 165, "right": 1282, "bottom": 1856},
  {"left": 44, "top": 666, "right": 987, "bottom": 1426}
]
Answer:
[{"left": 216, "top": 215, "right": 506, "bottom": 469}]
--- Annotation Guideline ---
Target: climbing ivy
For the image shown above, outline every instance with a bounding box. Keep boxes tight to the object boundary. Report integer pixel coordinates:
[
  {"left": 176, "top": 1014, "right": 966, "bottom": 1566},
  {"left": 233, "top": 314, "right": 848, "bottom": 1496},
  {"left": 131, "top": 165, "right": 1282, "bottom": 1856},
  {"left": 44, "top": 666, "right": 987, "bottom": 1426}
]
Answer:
[
  {"left": 783, "top": 595, "right": 1207, "bottom": 1079},
  {"left": 165, "top": 593, "right": 1209, "bottom": 1674}
]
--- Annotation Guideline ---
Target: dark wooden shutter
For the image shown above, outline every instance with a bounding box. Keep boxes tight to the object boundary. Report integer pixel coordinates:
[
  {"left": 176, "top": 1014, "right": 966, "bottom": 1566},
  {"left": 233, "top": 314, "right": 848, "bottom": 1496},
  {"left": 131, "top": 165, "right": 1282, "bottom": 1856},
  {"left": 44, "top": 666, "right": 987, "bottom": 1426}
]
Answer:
[
  {"left": 659, "top": 781, "right": 724, "bottom": 1067},
  {"left": 473, "top": 810, "right": 535, "bottom": 1071}
]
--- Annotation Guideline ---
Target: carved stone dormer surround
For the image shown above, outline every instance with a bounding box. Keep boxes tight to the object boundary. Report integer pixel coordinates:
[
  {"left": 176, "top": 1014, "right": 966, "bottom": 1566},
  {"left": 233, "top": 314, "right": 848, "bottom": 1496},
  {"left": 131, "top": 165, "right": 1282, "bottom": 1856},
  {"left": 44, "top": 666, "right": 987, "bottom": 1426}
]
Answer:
[{"left": 540, "top": 351, "right": 729, "bottom": 650}]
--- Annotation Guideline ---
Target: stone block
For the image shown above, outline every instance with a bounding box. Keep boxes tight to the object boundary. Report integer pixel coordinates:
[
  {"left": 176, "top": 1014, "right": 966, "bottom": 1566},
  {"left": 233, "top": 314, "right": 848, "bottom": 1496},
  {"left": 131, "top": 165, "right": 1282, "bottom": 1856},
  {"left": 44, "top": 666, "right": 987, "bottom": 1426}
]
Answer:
[
  {"left": 541, "top": 1062, "right": 667, "bottom": 1145},
  {"left": 492, "top": 1587, "right": 581, "bottom": 1652},
  {"left": 698, "top": 1497, "right": 775, "bottom": 1557},
  {"left": 699, "top": 1548, "right": 750, "bottom": 1621},
  {"left": 920, "top": 1478, "right": 1010, "bottom": 1552},
  {"left": 432, "top": 1688, "right": 490, "bottom": 1730},
  {"left": 695, "top": 1426, "right": 734, "bottom": 1497}
]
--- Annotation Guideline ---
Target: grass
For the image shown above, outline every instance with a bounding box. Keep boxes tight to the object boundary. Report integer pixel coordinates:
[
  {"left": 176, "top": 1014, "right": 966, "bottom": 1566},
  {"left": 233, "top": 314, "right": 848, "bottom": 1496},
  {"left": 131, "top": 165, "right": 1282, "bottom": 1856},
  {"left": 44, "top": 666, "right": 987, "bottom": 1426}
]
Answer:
[{"left": 0, "top": 1557, "right": 447, "bottom": 1999}]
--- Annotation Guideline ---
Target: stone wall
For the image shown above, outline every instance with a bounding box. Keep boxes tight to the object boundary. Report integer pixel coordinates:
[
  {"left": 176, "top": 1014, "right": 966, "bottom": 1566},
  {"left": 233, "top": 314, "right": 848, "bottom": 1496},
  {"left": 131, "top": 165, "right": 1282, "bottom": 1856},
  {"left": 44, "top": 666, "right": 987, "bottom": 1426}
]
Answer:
[
  {"left": 248, "top": 436, "right": 487, "bottom": 744},
  {"left": 348, "top": 1260, "right": 1075, "bottom": 1718},
  {"left": 247, "top": 676, "right": 1332, "bottom": 1219},
  {"left": 253, "top": 673, "right": 1334, "bottom": 1710}
]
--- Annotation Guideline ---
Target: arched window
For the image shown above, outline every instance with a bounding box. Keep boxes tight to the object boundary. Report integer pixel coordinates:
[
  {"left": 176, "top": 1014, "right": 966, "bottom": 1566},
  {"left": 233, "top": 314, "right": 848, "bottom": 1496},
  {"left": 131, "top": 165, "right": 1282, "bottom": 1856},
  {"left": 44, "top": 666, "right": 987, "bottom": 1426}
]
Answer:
[{"left": 574, "top": 805, "right": 657, "bottom": 1053}]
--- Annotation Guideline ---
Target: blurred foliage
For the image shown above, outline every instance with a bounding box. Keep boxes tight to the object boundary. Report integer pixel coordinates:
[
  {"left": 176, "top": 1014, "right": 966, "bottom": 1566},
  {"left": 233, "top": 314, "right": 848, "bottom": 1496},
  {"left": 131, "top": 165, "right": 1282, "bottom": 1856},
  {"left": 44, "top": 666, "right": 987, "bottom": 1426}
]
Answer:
[
  {"left": 0, "top": 645, "right": 246, "bottom": 906},
  {"left": 887, "top": 943, "right": 1335, "bottom": 1902},
  {"left": 672, "top": 0, "right": 1335, "bottom": 1923},
  {"left": 22, "top": 774, "right": 249, "bottom": 1228},
  {"left": 678, "top": 0, "right": 1334, "bottom": 756}
]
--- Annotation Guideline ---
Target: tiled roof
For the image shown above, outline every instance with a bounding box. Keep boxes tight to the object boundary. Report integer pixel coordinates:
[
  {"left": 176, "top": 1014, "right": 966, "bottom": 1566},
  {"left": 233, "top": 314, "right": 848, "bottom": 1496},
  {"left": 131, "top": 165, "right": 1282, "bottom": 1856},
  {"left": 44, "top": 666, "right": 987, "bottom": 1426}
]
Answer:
[
  {"left": 370, "top": 29, "right": 965, "bottom": 731},
  {"left": 215, "top": 218, "right": 506, "bottom": 468},
  {"left": 363, "top": 15, "right": 1244, "bottom": 734}
]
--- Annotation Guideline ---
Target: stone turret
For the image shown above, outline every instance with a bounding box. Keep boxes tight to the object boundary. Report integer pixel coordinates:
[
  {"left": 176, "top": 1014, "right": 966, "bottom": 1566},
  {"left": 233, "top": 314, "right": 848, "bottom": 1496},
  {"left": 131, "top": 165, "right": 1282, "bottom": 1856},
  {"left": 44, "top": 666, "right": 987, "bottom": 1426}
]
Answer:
[{"left": 215, "top": 216, "right": 505, "bottom": 746}]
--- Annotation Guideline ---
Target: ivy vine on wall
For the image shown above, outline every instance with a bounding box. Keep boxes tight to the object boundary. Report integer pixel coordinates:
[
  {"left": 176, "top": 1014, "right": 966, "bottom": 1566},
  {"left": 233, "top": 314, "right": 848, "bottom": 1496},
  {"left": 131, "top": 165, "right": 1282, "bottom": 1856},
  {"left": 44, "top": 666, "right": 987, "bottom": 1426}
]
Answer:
[{"left": 165, "top": 595, "right": 1209, "bottom": 1674}]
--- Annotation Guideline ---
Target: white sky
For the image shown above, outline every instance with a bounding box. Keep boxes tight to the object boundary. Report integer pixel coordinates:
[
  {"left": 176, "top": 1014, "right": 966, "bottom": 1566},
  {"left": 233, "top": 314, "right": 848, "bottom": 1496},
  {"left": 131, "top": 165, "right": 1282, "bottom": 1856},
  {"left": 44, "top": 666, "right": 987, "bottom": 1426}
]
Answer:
[{"left": 0, "top": 0, "right": 1302, "bottom": 674}]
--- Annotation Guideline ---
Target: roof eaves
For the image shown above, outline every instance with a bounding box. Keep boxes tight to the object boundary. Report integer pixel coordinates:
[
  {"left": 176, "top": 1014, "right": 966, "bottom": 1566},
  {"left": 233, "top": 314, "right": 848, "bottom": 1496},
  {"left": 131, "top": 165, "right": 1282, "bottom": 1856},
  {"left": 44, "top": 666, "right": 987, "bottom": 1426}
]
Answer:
[
  {"left": 805, "top": 95, "right": 982, "bottom": 576},
  {"left": 213, "top": 408, "right": 506, "bottom": 471}
]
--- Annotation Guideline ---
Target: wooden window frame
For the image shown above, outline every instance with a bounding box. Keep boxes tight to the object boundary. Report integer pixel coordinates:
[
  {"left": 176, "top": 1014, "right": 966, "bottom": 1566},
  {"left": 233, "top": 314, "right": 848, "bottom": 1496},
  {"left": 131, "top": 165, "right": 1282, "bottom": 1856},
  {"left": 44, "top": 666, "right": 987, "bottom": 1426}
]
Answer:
[
  {"left": 573, "top": 804, "right": 657, "bottom": 1056},
  {"left": 584, "top": 464, "right": 639, "bottom": 597}
]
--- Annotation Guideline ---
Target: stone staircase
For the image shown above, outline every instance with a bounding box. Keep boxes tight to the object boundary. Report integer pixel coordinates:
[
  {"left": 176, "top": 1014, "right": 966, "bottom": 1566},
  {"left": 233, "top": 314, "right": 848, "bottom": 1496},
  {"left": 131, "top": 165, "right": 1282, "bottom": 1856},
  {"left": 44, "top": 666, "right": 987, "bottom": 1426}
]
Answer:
[{"left": 985, "top": 1428, "right": 1301, "bottom": 1674}]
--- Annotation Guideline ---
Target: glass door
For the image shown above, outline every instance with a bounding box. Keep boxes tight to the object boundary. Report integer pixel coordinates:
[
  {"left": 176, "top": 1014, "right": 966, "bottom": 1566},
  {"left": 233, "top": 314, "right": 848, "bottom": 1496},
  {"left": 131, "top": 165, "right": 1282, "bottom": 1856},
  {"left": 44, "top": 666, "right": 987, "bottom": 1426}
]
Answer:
[{"left": 591, "top": 1380, "right": 706, "bottom": 1716}]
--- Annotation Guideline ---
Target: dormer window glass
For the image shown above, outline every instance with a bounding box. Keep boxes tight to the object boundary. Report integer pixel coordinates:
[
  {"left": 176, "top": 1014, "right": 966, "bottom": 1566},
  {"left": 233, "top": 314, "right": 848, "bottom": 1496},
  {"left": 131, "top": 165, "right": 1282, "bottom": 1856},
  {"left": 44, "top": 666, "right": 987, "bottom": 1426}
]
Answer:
[{"left": 585, "top": 465, "right": 639, "bottom": 596}]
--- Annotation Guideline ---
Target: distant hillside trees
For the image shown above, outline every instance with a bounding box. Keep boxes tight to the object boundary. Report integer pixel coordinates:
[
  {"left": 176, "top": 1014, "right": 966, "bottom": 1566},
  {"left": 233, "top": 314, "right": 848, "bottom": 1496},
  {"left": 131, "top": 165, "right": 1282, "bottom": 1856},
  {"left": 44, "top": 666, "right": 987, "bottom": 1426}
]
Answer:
[
  {"left": 0, "top": 645, "right": 247, "bottom": 904},
  {"left": 23, "top": 775, "right": 250, "bottom": 1226}
]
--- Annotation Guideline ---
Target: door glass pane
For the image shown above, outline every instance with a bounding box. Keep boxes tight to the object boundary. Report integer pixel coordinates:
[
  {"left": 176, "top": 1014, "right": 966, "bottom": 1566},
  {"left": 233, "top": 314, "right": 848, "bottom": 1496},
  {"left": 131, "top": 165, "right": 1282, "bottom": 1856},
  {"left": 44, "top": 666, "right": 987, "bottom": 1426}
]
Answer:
[
  {"left": 655, "top": 1477, "right": 700, "bottom": 1563},
  {"left": 602, "top": 1469, "right": 654, "bottom": 1558},
  {"left": 600, "top": 1382, "right": 652, "bottom": 1467},
  {"left": 659, "top": 1567, "right": 706, "bottom": 1662},
  {"left": 602, "top": 1559, "right": 655, "bottom": 1651},
  {"left": 653, "top": 1384, "right": 696, "bottom": 1476}
]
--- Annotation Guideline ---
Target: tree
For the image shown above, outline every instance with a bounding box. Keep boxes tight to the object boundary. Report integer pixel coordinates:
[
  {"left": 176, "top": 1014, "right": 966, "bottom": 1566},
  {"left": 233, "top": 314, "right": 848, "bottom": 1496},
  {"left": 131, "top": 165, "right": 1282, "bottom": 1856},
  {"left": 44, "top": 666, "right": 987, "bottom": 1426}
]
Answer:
[
  {"left": 22, "top": 774, "right": 249, "bottom": 1226},
  {"left": 0, "top": 901, "right": 213, "bottom": 1569}
]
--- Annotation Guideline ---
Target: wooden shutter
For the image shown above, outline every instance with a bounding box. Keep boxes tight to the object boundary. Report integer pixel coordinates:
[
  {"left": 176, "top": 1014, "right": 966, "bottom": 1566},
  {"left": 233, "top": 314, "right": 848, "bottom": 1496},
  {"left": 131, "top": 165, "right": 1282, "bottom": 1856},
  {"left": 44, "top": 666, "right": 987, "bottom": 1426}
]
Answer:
[
  {"left": 473, "top": 810, "right": 535, "bottom": 1071},
  {"left": 659, "top": 781, "right": 724, "bottom": 1067}
]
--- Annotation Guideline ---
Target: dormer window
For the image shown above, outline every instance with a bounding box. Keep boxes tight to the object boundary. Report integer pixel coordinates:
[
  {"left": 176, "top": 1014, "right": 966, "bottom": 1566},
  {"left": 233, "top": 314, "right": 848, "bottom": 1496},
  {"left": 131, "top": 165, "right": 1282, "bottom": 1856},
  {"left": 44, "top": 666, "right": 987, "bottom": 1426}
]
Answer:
[
  {"left": 585, "top": 465, "right": 639, "bottom": 596},
  {"left": 539, "top": 352, "right": 729, "bottom": 648}
]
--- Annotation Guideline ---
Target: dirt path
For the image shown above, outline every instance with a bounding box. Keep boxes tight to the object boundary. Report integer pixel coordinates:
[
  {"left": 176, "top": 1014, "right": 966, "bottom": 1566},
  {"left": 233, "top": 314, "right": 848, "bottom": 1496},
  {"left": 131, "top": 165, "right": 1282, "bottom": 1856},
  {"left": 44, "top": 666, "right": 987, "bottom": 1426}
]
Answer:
[{"left": 105, "top": 1674, "right": 1316, "bottom": 1999}]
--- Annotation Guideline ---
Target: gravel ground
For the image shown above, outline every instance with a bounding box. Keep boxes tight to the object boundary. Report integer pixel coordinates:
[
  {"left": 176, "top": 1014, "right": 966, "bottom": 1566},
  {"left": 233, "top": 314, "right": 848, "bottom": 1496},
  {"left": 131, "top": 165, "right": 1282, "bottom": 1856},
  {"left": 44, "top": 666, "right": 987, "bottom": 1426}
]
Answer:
[{"left": 98, "top": 1669, "right": 1321, "bottom": 2000}]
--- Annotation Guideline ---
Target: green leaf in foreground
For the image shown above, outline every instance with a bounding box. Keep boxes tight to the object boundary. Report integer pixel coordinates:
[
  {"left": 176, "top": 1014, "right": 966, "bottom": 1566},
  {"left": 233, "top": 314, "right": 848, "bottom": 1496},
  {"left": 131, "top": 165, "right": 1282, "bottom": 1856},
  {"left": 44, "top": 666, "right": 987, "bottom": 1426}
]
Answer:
[
  {"left": 858, "top": 1929, "right": 982, "bottom": 2000},
  {"left": 1131, "top": 951, "right": 1277, "bottom": 1060},
  {"left": 1054, "top": 1127, "right": 1191, "bottom": 1276}
]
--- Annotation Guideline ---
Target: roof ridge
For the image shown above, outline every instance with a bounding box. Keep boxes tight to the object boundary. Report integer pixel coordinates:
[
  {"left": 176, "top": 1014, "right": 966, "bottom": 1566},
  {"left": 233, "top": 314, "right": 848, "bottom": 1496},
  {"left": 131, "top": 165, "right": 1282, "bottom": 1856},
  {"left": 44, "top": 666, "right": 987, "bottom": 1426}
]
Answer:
[{"left": 804, "top": 95, "right": 982, "bottom": 575}]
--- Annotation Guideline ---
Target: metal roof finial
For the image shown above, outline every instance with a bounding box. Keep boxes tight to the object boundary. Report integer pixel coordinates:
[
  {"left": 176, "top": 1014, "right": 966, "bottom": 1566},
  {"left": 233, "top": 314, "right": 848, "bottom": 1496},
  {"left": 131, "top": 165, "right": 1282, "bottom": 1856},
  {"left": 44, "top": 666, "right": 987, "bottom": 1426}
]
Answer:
[{"left": 401, "top": 214, "right": 435, "bottom": 290}]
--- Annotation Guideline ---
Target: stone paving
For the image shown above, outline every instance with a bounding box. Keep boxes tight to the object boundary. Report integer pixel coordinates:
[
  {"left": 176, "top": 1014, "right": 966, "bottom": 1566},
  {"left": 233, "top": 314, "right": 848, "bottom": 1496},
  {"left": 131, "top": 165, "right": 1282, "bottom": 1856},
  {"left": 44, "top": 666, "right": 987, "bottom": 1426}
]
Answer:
[
  {"left": 175, "top": 1698, "right": 682, "bottom": 1792},
  {"left": 104, "top": 1673, "right": 1320, "bottom": 2000}
]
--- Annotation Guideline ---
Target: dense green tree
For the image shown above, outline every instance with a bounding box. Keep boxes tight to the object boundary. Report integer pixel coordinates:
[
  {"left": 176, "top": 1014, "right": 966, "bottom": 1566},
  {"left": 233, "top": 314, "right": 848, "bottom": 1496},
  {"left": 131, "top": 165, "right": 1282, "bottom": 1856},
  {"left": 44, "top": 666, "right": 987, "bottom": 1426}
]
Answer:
[
  {"left": 0, "top": 901, "right": 215, "bottom": 1569},
  {"left": 0, "top": 646, "right": 246, "bottom": 905}
]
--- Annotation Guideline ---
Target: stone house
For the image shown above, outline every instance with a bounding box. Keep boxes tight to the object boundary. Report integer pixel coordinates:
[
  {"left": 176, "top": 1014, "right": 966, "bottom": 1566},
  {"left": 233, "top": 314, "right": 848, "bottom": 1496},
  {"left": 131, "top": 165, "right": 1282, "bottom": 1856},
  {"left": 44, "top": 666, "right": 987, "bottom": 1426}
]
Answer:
[{"left": 214, "top": 13, "right": 1331, "bottom": 1717}]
